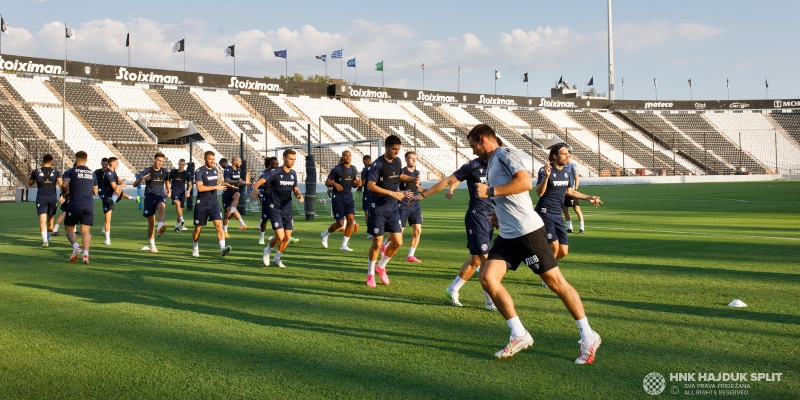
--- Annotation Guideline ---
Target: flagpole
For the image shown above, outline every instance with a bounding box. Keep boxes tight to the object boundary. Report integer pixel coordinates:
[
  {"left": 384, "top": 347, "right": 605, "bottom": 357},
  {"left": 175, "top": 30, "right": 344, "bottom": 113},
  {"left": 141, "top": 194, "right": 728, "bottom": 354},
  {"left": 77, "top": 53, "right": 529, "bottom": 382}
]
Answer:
[
  {"left": 458, "top": 67, "right": 460, "bottom": 93},
  {"left": 422, "top": 66, "right": 424, "bottom": 90},
  {"left": 62, "top": 22, "right": 68, "bottom": 173},
  {"left": 233, "top": 43, "right": 236, "bottom": 75},
  {"left": 183, "top": 37, "right": 186, "bottom": 73}
]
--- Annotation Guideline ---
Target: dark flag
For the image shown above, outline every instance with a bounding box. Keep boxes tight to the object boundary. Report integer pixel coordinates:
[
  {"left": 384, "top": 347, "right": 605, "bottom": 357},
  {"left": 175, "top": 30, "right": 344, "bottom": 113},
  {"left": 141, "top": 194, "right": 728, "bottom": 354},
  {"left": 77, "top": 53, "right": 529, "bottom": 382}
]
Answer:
[
  {"left": 347, "top": 58, "right": 356, "bottom": 67},
  {"left": 125, "top": 33, "right": 130, "bottom": 47},
  {"left": 172, "top": 39, "right": 185, "bottom": 53},
  {"left": 274, "top": 49, "right": 287, "bottom": 59},
  {"left": 558, "top": 75, "right": 563, "bottom": 87},
  {"left": 65, "top": 27, "right": 75, "bottom": 39},
  {"left": 587, "top": 76, "right": 594, "bottom": 86},
  {"left": 521, "top": 72, "right": 528, "bottom": 82},
  {"left": 688, "top": 78, "right": 692, "bottom": 88},
  {"left": 1, "top": 17, "right": 9, "bottom": 33},
  {"left": 765, "top": 78, "right": 769, "bottom": 90},
  {"left": 225, "top": 44, "right": 235, "bottom": 57}
]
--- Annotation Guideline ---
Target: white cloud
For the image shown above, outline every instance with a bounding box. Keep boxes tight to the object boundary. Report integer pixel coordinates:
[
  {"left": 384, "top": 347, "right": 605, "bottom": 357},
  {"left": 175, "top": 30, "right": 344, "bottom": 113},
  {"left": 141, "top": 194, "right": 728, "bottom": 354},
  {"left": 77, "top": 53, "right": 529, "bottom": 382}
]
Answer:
[{"left": 615, "top": 21, "right": 723, "bottom": 52}]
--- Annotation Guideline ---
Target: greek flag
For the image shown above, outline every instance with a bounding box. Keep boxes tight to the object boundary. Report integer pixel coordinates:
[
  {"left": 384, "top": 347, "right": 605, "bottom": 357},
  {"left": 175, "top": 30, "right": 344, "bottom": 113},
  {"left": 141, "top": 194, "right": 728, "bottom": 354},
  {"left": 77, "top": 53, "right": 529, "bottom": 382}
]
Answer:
[{"left": 331, "top": 49, "right": 343, "bottom": 59}]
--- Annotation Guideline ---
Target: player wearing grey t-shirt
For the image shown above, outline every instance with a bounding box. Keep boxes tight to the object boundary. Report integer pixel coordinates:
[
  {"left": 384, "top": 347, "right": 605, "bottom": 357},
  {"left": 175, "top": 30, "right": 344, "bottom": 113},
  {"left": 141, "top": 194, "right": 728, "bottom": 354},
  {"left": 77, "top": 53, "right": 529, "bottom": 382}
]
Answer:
[{"left": 468, "top": 124, "right": 602, "bottom": 364}]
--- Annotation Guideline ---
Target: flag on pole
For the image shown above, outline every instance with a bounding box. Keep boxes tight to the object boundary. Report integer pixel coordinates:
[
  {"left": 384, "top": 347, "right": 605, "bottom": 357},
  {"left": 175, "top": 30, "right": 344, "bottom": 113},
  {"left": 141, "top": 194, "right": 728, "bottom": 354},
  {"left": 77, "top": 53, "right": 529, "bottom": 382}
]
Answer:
[
  {"left": 316, "top": 54, "right": 326, "bottom": 62},
  {"left": 1, "top": 17, "right": 9, "bottom": 33},
  {"left": 331, "top": 49, "right": 343, "bottom": 59},
  {"left": 125, "top": 33, "right": 130, "bottom": 47},
  {"left": 726, "top": 78, "right": 730, "bottom": 88},
  {"left": 375, "top": 61, "right": 383, "bottom": 71},
  {"left": 654, "top": 78, "right": 658, "bottom": 87},
  {"left": 65, "top": 27, "right": 75, "bottom": 39},
  {"left": 587, "top": 76, "right": 594, "bottom": 86},
  {"left": 621, "top": 77, "right": 624, "bottom": 88},
  {"left": 558, "top": 75, "right": 563, "bottom": 86},
  {"left": 347, "top": 58, "right": 356, "bottom": 67},
  {"left": 521, "top": 72, "right": 528, "bottom": 83},
  {"left": 458, "top": 66, "right": 461, "bottom": 77},
  {"left": 274, "top": 49, "right": 286, "bottom": 59},
  {"left": 172, "top": 39, "right": 185, "bottom": 53},
  {"left": 225, "top": 44, "right": 235, "bottom": 57},
  {"left": 421, "top": 63, "right": 424, "bottom": 69},
  {"left": 688, "top": 78, "right": 692, "bottom": 88},
  {"left": 765, "top": 78, "right": 769, "bottom": 90},
  {"left": 495, "top": 70, "right": 500, "bottom": 80}
]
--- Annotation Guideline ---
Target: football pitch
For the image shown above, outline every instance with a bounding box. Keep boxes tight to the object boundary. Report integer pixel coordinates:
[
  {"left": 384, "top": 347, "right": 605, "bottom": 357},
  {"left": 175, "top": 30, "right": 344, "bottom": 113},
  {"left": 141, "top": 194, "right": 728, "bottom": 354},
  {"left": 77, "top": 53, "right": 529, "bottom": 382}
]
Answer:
[{"left": 0, "top": 181, "right": 797, "bottom": 399}]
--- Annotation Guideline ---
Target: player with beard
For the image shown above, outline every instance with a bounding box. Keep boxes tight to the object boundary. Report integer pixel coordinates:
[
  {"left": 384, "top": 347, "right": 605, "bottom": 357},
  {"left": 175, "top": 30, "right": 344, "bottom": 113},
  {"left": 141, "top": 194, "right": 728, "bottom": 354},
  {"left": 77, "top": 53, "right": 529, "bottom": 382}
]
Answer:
[
  {"left": 99, "top": 157, "right": 126, "bottom": 245},
  {"left": 357, "top": 155, "right": 372, "bottom": 239},
  {"left": 29, "top": 154, "right": 62, "bottom": 248},
  {"left": 364, "top": 135, "right": 417, "bottom": 287},
  {"left": 383, "top": 151, "right": 425, "bottom": 262},
  {"left": 169, "top": 159, "right": 192, "bottom": 233},
  {"left": 321, "top": 150, "right": 361, "bottom": 252},
  {"left": 61, "top": 151, "right": 98, "bottom": 264},
  {"left": 222, "top": 156, "right": 248, "bottom": 236},
  {"left": 470, "top": 125, "right": 603, "bottom": 363},
  {"left": 133, "top": 152, "right": 171, "bottom": 253},
  {"left": 192, "top": 151, "right": 232, "bottom": 258},
  {"left": 257, "top": 157, "right": 279, "bottom": 245}
]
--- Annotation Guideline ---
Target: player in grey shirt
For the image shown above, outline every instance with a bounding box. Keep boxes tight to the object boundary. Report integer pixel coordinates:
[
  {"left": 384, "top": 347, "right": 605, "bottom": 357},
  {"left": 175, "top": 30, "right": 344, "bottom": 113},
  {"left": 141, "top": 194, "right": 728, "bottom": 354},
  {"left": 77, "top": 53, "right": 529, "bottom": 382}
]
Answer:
[{"left": 469, "top": 124, "right": 603, "bottom": 364}]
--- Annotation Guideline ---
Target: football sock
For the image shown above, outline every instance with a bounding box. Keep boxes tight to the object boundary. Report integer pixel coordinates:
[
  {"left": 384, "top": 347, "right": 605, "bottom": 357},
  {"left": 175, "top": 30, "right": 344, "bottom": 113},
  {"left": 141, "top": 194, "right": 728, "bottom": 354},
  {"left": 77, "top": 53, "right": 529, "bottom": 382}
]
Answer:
[
  {"left": 223, "top": 224, "right": 229, "bottom": 233},
  {"left": 112, "top": 194, "right": 119, "bottom": 202},
  {"left": 41, "top": 231, "right": 48, "bottom": 243},
  {"left": 408, "top": 247, "right": 416, "bottom": 257},
  {"left": 259, "top": 231, "right": 265, "bottom": 240},
  {"left": 47, "top": 231, "right": 52, "bottom": 242},
  {"left": 567, "top": 220, "right": 573, "bottom": 230},
  {"left": 157, "top": 222, "right": 164, "bottom": 231},
  {"left": 322, "top": 230, "right": 330, "bottom": 238},
  {"left": 193, "top": 241, "right": 199, "bottom": 250},
  {"left": 219, "top": 240, "right": 226, "bottom": 250},
  {"left": 507, "top": 316, "right": 526, "bottom": 338},
  {"left": 378, "top": 254, "right": 391, "bottom": 269},
  {"left": 175, "top": 222, "right": 180, "bottom": 228},
  {"left": 264, "top": 245, "right": 272, "bottom": 256},
  {"left": 341, "top": 236, "right": 350, "bottom": 246},
  {"left": 367, "top": 260, "right": 376, "bottom": 275},
  {"left": 576, "top": 317, "right": 595, "bottom": 342},
  {"left": 105, "top": 232, "right": 111, "bottom": 241},
  {"left": 101, "top": 227, "right": 105, "bottom": 233},
  {"left": 449, "top": 277, "right": 467, "bottom": 293},
  {"left": 149, "top": 239, "right": 156, "bottom": 248},
  {"left": 238, "top": 218, "right": 245, "bottom": 226},
  {"left": 274, "top": 251, "right": 282, "bottom": 261},
  {"left": 72, "top": 242, "right": 80, "bottom": 250},
  {"left": 53, "top": 224, "right": 60, "bottom": 232},
  {"left": 82, "top": 250, "right": 89, "bottom": 257},
  {"left": 483, "top": 290, "right": 493, "bottom": 304},
  {"left": 382, "top": 238, "right": 390, "bottom": 247},
  {"left": 180, "top": 217, "right": 185, "bottom": 223},
  {"left": 580, "top": 221, "right": 585, "bottom": 230}
]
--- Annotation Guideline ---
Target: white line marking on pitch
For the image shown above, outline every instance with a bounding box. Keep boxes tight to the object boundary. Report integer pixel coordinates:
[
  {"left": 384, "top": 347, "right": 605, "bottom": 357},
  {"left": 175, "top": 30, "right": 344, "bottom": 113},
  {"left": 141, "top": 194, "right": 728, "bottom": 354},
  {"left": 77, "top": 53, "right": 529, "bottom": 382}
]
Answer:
[{"left": 592, "top": 226, "right": 800, "bottom": 241}]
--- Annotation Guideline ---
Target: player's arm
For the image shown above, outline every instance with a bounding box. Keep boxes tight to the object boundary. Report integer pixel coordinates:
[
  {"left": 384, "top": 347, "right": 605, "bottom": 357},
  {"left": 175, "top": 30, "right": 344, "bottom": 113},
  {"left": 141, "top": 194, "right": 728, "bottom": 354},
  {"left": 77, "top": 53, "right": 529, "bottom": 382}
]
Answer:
[
  {"left": 574, "top": 173, "right": 580, "bottom": 191},
  {"left": 165, "top": 179, "right": 171, "bottom": 197},
  {"left": 293, "top": 184, "right": 304, "bottom": 203},
  {"left": 399, "top": 173, "right": 418, "bottom": 183},
  {"left": 535, "top": 165, "right": 551, "bottom": 197},
  {"left": 565, "top": 188, "right": 602, "bottom": 207},
  {"left": 93, "top": 185, "right": 98, "bottom": 195},
  {"left": 186, "top": 180, "right": 193, "bottom": 197},
  {"left": 368, "top": 181, "right": 406, "bottom": 201},
  {"left": 133, "top": 170, "right": 149, "bottom": 187},
  {"left": 476, "top": 170, "right": 532, "bottom": 199},
  {"left": 413, "top": 174, "right": 460, "bottom": 201},
  {"left": 28, "top": 170, "right": 36, "bottom": 187},
  {"left": 249, "top": 177, "right": 267, "bottom": 200},
  {"left": 61, "top": 176, "right": 71, "bottom": 196}
]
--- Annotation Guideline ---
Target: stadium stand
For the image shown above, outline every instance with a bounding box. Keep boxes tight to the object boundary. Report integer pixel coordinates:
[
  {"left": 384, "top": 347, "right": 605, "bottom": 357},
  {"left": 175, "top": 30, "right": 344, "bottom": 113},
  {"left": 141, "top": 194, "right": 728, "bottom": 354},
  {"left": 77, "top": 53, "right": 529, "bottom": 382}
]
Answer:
[{"left": 99, "top": 82, "right": 162, "bottom": 111}]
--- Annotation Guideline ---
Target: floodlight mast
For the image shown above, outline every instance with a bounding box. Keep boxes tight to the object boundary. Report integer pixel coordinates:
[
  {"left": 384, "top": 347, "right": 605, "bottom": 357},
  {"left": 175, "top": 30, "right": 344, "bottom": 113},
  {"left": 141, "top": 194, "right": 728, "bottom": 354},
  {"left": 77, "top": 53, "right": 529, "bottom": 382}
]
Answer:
[{"left": 608, "top": 0, "right": 615, "bottom": 101}]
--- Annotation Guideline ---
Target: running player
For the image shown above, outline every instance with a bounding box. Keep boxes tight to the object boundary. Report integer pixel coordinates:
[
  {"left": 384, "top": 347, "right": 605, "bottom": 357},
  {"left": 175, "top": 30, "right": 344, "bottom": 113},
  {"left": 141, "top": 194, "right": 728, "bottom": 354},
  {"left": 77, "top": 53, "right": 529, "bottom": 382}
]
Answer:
[
  {"left": 61, "top": 151, "right": 98, "bottom": 264},
  {"left": 29, "top": 154, "right": 62, "bottom": 247},
  {"left": 562, "top": 162, "right": 584, "bottom": 234},
  {"left": 251, "top": 149, "right": 303, "bottom": 268},
  {"left": 53, "top": 160, "right": 77, "bottom": 237},
  {"left": 133, "top": 152, "right": 170, "bottom": 253},
  {"left": 192, "top": 151, "right": 232, "bottom": 258},
  {"left": 413, "top": 154, "right": 497, "bottom": 310},
  {"left": 321, "top": 150, "right": 361, "bottom": 252},
  {"left": 222, "top": 156, "right": 248, "bottom": 236},
  {"left": 364, "top": 135, "right": 416, "bottom": 287},
  {"left": 257, "top": 156, "right": 279, "bottom": 245},
  {"left": 169, "top": 159, "right": 192, "bottom": 232},
  {"left": 536, "top": 143, "right": 602, "bottom": 260},
  {"left": 470, "top": 125, "right": 602, "bottom": 362},
  {"left": 383, "top": 151, "right": 424, "bottom": 262},
  {"left": 94, "top": 158, "right": 108, "bottom": 203},
  {"left": 357, "top": 155, "right": 372, "bottom": 239},
  {"left": 99, "top": 157, "right": 123, "bottom": 245}
]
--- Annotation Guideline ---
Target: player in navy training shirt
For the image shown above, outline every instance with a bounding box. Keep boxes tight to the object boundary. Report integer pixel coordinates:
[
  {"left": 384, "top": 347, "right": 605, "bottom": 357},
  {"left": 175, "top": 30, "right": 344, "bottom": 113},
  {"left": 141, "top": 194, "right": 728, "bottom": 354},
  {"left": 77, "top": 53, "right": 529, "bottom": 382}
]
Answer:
[
  {"left": 561, "top": 162, "right": 585, "bottom": 234},
  {"left": 250, "top": 149, "right": 303, "bottom": 267},
  {"left": 99, "top": 157, "right": 126, "bottom": 245},
  {"left": 383, "top": 151, "right": 426, "bottom": 262},
  {"left": 364, "top": 135, "right": 417, "bottom": 287},
  {"left": 29, "top": 154, "right": 62, "bottom": 247},
  {"left": 221, "top": 156, "right": 248, "bottom": 235},
  {"left": 94, "top": 158, "right": 108, "bottom": 201},
  {"left": 357, "top": 155, "right": 372, "bottom": 238},
  {"left": 535, "top": 143, "right": 602, "bottom": 261},
  {"left": 192, "top": 151, "right": 232, "bottom": 258},
  {"left": 53, "top": 161, "right": 78, "bottom": 237},
  {"left": 413, "top": 154, "right": 498, "bottom": 310},
  {"left": 61, "top": 151, "right": 98, "bottom": 264},
  {"left": 320, "top": 150, "right": 361, "bottom": 251},
  {"left": 133, "top": 152, "right": 171, "bottom": 252},
  {"left": 255, "top": 157, "right": 280, "bottom": 245},
  {"left": 168, "top": 158, "right": 193, "bottom": 232}
]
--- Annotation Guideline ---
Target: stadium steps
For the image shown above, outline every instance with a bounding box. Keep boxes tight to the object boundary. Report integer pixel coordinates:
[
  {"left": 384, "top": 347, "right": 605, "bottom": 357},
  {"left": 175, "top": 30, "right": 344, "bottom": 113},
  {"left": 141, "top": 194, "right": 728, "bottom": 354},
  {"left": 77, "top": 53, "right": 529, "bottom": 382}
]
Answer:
[
  {"left": 0, "top": 83, "right": 64, "bottom": 163},
  {"left": 615, "top": 111, "right": 726, "bottom": 174},
  {"left": 189, "top": 91, "right": 240, "bottom": 143},
  {"left": 397, "top": 102, "right": 463, "bottom": 173},
  {"left": 233, "top": 94, "right": 303, "bottom": 153},
  {"left": 551, "top": 112, "right": 624, "bottom": 173},
  {"left": 699, "top": 115, "right": 769, "bottom": 172},
  {"left": 92, "top": 85, "right": 155, "bottom": 144},
  {"left": 0, "top": 121, "right": 32, "bottom": 186},
  {"left": 763, "top": 114, "right": 800, "bottom": 155},
  {"left": 143, "top": 90, "right": 183, "bottom": 120}
]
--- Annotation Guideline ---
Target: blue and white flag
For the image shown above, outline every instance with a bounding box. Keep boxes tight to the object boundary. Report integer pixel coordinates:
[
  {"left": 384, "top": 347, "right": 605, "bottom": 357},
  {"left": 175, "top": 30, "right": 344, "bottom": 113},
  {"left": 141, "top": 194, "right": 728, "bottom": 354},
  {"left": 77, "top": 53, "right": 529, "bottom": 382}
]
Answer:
[
  {"left": 331, "top": 49, "right": 343, "bottom": 59},
  {"left": 347, "top": 58, "right": 356, "bottom": 68},
  {"left": 316, "top": 54, "right": 326, "bottom": 62},
  {"left": 274, "top": 50, "right": 287, "bottom": 59}
]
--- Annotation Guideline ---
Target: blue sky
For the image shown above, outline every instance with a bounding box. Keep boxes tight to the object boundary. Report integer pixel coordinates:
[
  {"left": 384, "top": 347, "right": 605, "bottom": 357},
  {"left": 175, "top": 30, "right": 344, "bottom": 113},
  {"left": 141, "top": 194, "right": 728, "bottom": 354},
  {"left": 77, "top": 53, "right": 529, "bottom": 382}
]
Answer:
[{"left": 2, "top": 0, "right": 798, "bottom": 100}]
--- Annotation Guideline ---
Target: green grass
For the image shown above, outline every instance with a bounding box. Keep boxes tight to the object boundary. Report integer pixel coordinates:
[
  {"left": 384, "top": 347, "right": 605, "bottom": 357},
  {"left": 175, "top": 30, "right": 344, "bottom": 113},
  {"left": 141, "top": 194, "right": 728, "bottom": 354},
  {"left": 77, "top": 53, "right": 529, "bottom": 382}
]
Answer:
[{"left": 0, "top": 181, "right": 798, "bottom": 399}]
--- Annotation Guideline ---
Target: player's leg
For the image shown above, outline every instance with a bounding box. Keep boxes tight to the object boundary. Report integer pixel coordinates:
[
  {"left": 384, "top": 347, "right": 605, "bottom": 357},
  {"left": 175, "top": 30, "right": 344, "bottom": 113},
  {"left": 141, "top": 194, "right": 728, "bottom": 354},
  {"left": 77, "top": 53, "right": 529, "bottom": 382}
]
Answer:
[
  {"left": 272, "top": 213, "right": 294, "bottom": 267},
  {"left": 173, "top": 198, "right": 183, "bottom": 232},
  {"left": 155, "top": 200, "right": 167, "bottom": 236},
  {"left": 209, "top": 204, "right": 230, "bottom": 256},
  {"left": 265, "top": 228, "right": 286, "bottom": 267},
  {"left": 340, "top": 213, "right": 355, "bottom": 251},
  {"left": 258, "top": 209, "right": 268, "bottom": 245},
  {"left": 54, "top": 209, "right": 66, "bottom": 235},
  {"left": 103, "top": 209, "right": 112, "bottom": 245},
  {"left": 365, "top": 209, "right": 385, "bottom": 286},
  {"left": 573, "top": 204, "right": 585, "bottom": 233},
  {"left": 563, "top": 205, "right": 573, "bottom": 232},
  {"left": 406, "top": 222, "right": 422, "bottom": 262},
  {"left": 446, "top": 254, "right": 485, "bottom": 307},
  {"left": 45, "top": 205, "right": 56, "bottom": 243},
  {"left": 38, "top": 212, "right": 49, "bottom": 246},
  {"left": 322, "top": 198, "right": 345, "bottom": 249},
  {"left": 147, "top": 214, "right": 158, "bottom": 252},
  {"left": 222, "top": 205, "right": 232, "bottom": 238}
]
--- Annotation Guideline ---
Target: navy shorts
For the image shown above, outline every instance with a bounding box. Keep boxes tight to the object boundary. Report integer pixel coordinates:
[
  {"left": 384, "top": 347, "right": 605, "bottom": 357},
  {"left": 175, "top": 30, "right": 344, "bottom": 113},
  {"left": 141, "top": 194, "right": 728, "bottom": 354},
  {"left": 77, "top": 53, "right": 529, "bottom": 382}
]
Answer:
[
  {"left": 265, "top": 204, "right": 293, "bottom": 231},
  {"left": 143, "top": 195, "right": 166, "bottom": 217},
  {"left": 222, "top": 190, "right": 240, "bottom": 209},
  {"left": 465, "top": 210, "right": 493, "bottom": 255},
  {"left": 193, "top": 202, "right": 222, "bottom": 226},
  {"left": 564, "top": 196, "right": 580, "bottom": 208},
  {"left": 361, "top": 194, "right": 371, "bottom": 213},
  {"left": 172, "top": 191, "right": 186, "bottom": 209},
  {"left": 537, "top": 209, "right": 568, "bottom": 245},
  {"left": 36, "top": 198, "right": 58, "bottom": 216},
  {"left": 65, "top": 203, "right": 94, "bottom": 226},
  {"left": 332, "top": 194, "right": 356, "bottom": 220},
  {"left": 488, "top": 227, "right": 559, "bottom": 275},
  {"left": 399, "top": 206, "right": 423, "bottom": 226},
  {"left": 368, "top": 208, "right": 402, "bottom": 237},
  {"left": 60, "top": 200, "right": 69, "bottom": 212}
]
